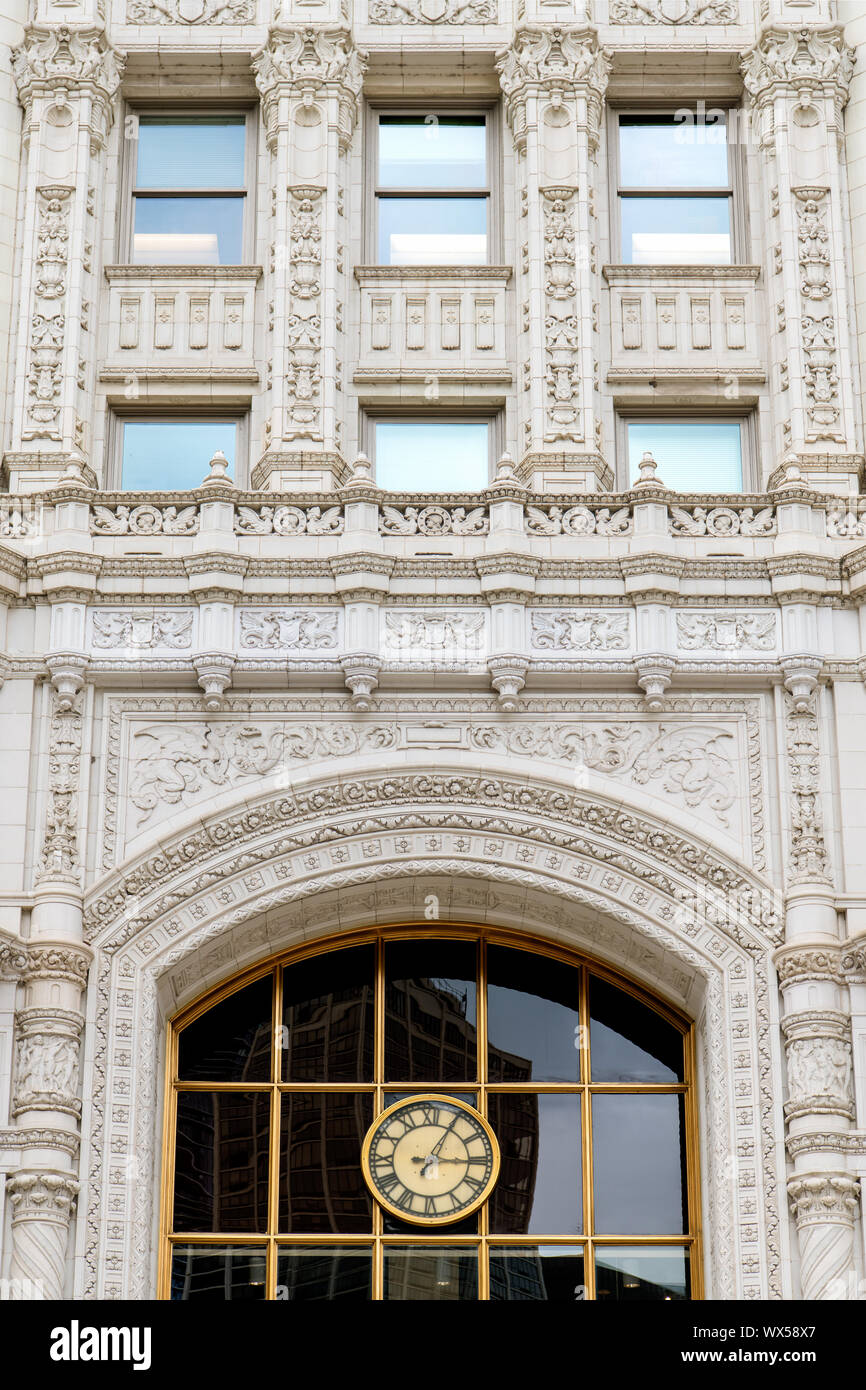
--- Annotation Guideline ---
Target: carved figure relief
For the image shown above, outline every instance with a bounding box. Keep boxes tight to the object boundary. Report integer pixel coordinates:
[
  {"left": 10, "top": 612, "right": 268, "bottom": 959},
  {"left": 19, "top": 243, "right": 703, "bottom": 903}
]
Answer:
[
  {"left": 239, "top": 610, "right": 339, "bottom": 649},
  {"left": 92, "top": 611, "right": 194, "bottom": 651},
  {"left": 676, "top": 613, "right": 777, "bottom": 652},
  {"left": 530, "top": 610, "right": 630, "bottom": 651}
]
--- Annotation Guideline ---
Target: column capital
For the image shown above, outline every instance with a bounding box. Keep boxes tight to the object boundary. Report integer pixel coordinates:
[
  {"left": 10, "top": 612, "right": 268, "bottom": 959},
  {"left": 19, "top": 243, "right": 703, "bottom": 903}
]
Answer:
[
  {"left": 496, "top": 26, "right": 611, "bottom": 137},
  {"left": 788, "top": 1171, "right": 860, "bottom": 1227},
  {"left": 741, "top": 26, "right": 855, "bottom": 111},
  {"left": 13, "top": 25, "right": 124, "bottom": 133},
  {"left": 252, "top": 26, "right": 367, "bottom": 151},
  {"left": 25, "top": 941, "right": 92, "bottom": 988},
  {"left": 6, "top": 1169, "right": 79, "bottom": 1222}
]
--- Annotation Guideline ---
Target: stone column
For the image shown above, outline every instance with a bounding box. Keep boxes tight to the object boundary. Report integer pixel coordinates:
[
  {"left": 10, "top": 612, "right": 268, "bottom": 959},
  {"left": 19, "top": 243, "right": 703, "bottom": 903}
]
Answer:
[
  {"left": 496, "top": 26, "right": 611, "bottom": 493},
  {"left": 6, "top": 22, "right": 123, "bottom": 491},
  {"left": 252, "top": 26, "right": 367, "bottom": 492},
  {"left": 741, "top": 24, "right": 860, "bottom": 493}
]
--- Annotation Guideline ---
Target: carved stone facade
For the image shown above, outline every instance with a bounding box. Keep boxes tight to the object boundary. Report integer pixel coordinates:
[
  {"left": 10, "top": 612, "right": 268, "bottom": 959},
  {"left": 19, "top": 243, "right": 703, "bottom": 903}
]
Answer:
[{"left": 0, "top": 0, "right": 865, "bottom": 1310}]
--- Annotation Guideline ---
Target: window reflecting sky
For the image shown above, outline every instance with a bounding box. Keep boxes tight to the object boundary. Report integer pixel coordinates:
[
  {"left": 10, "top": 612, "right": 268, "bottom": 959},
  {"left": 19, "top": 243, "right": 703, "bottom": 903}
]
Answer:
[
  {"left": 621, "top": 196, "right": 731, "bottom": 265},
  {"left": 121, "top": 421, "right": 236, "bottom": 491},
  {"left": 136, "top": 117, "right": 246, "bottom": 189},
  {"left": 375, "top": 421, "right": 488, "bottom": 491},
  {"left": 626, "top": 421, "right": 742, "bottom": 492},
  {"left": 378, "top": 197, "right": 487, "bottom": 266},
  {"left": 619, "top": 116, "right": 728, "bottom": 188},
  {"left": 379, "top": 117, "right": 486, "bottom": 188},
  {"left": 133, "top": 197, "right": 243, "bottom": 265},
  {"left": 592, "top": 1093, "right": 686, "bottom": 1235}
]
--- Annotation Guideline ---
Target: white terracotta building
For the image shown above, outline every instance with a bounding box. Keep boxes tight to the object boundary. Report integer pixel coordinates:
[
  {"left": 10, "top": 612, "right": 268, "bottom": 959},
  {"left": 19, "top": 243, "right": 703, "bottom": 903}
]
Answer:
[{"left": 1, "top": 0, "right": 866, "bottom": 1303}]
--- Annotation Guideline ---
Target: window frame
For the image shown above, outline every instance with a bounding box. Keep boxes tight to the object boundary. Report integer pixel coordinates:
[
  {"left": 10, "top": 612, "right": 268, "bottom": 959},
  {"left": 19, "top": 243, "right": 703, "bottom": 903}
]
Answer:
[
  {"left": 609, "top": 103, "right": 748, "bottom": 267},
  {"left": 110, "top": 408, "right": 249, "bottom": 492},
  {"left": 120, "top": 104, "right": 257, "bottom": 267},
  {"left": 616, "top": 409, "right": 755, "bottom": 493},
  {"left": 365, "top": 102, "right": 501, "bottom": 267},
  {"left": 361, "top": 409, "right": 501, "bottom": 491},
  {"left": 159, "top": 925, "right": 704, "bottom": 1302}
]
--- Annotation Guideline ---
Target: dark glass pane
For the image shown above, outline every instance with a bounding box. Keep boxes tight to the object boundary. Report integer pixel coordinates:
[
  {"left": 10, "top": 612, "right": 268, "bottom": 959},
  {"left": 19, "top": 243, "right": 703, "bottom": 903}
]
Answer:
[
  {"left": 383, "top": 1248, "right": 478, "bottom": 1301},
  {"left": 279, "top": 1092, "right": 373, "bottom": 1233},
  {"left": 487, "top": 947, "right": 581, "bottom": 1082},
  {"left": 132, "top": 196, "right": 244, "bottom": 265},
  {"left": 589, "top": 976, "right": 683, "bottom": 1083},
  {"left": 384, "top": 940, "right": 477, "bottom": 1082},
  {"left": 378, "top": 197, "right": 487, "bottom": 265},
  {"left": 121, "top": 420, "right": 236, "bottom": 491},
  {"left": 173, "top": 1092, "right": 270, "bottom": 1233},
  {"left": 170, "top": 1246, "right": 266, "bottom": 1301},
  {"left": 276, "top": 1248, "right": 372, "bottom": 1302},
  {"left": 592, "top": 1094, "right": 687, "bottom": 1235},
  {"left": 488, "top": 1093, "right": 582, "bottom": 1235},
  {"left": 378, "top": 117, "right": 486, "bottom": 188},
  {"left": 595, "top": 1246, "right": 690, "bottom": 1301},
  {"left": 489, "top": 1246, "right": 585, "bottom": 1302},
  {"left": 178, "top": 976, "right": 272, "bottom": 1083},
  {"left": 620, "top": 195, "right": 731, "bottom": 265},
  {"left": 619, "top": 115, "right": 728, "bottom": 188},
  {"left": 137, "top": 117, "right": 246, "bottom": 189},
  {"left": 282, "top": 946, "right": 374, "bottom": 1082}
]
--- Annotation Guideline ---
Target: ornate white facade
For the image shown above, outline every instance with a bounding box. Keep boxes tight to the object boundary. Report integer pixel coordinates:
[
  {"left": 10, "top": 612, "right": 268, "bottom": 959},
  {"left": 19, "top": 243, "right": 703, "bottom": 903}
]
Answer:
[{"left": 1, "top": 0, "right": 866, "bottom": 1301}]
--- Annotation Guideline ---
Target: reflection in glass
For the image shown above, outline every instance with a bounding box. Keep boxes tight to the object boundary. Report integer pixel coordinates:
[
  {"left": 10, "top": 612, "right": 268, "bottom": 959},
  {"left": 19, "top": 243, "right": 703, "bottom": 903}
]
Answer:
[
  {"left": 384, "top": 1247, "right": 478, "bottom": 1301},
  {"left": 132, "top": 197, "right": 244, "bottom": 265},
  {"left": 489, "top": 1246, "right": 585, "bottom": 1302},
  {"left": 595, "top": 1245, "right": 690, "bottom": 1301},
  {"left": 489, "top": 1093, "right": 582, "bottom": 1235},
  {"left": 375, "top": 421, "right": 489, "bottom": 492},
  {"left": 593, "top": 1094, "right": 686, "bottom": 1235},
  {"left": 137, "top": 117, "right": 246, "bottom": 189},
  {"left": 619, "top": 116, "right": 728, "bottom": 188},
  {"left": 282, "top": 946, "right": 375, "bottom": 1082},
  {"left": 279, "top": 1092, "right": 373, "bottom": 1233},
  {"left": 378, "top": 197, "right": 487, "bottom": 266},
  {"left": 626, "top": 421, "right": 742, "bottom": 492},
  {"left": 173, "top": 1091, "right": 270, "bottom": 1233},
  {"left": 384, "top": 940, "right": 478, "bottom": 1082},
  {"left": 121, "top": 420, "right": 236, "bottom": 492},
  {"left": 378, "top": 117, "right": 486, "bottom": 189},
  {"left": 487, "top": 946, "right": 581, "bottom": 1082},
  {"left": 621, "top": 196, "right": 731, "bottom": 265},
  {"left": 178, "top": 976, "right": 272, "bottom": 1083},
  {"left": 590, "top": 976, "right": 683, "bottom": 1083},
  {"left": 276, "top": 1248, "right": 372, "bottom": 1301},
  {"left": 170, "top": 1246, "right": 266, "bottom": 1301}
]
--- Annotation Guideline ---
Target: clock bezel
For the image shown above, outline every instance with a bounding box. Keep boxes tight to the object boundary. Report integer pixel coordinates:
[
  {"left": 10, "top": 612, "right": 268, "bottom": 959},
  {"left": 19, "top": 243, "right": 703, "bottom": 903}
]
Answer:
[{"left": 361, "top": 1093, "right": 501, "bottom": 1227}]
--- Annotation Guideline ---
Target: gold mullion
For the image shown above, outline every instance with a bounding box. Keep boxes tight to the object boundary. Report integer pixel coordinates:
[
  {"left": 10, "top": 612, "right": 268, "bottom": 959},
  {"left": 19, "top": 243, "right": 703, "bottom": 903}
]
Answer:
[
  {"left": 266, "top": 1238, "right": 277, "bottom": 1301},
  {"left": 158, "top": 1020, "right": 180, "bottom": 1299},
  {"left": 273, "top": 963, "right": 283, "bottom": 1084},
  {"left": 684, "top": 1023, "right": 704, "bottom": 1301}
]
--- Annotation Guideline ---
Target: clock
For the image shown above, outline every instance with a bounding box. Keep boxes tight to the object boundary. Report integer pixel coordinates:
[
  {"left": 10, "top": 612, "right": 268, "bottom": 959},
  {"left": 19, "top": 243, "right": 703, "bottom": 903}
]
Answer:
[{"left": 361, "top": 1094, "right": 500, "bottom": 1226}]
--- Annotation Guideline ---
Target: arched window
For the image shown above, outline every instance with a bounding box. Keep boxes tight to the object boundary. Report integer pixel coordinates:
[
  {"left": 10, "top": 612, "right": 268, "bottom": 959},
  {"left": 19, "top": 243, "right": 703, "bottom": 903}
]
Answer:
[{"left": 162, "top": 930, "right": 701, "bottom": 1301}]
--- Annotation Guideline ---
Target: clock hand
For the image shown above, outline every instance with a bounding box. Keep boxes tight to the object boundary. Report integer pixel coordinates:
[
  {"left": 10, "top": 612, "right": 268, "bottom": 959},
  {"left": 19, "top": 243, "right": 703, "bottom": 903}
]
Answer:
[
  {"left": 411, "top": 1155, "right": 465, "bottom": 1164},
  {"left": 430, "top": 1114, "right": 460, "bottom": 1159}
]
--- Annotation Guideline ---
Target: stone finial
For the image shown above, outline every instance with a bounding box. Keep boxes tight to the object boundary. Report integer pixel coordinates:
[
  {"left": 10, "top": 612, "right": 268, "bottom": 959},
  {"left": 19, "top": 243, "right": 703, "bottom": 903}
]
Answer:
[
  {"left": 490, "top": 452, "right": 524, "bottom": 488},
  {"left": 201, "top": 450, "right": 233, "bottom": 488},
  {"left": 633, "top": 451, "right": 663, "bottom": 488},
  {"left": 346, "top": 452, "right": 375, "bottom": 489},
  {"left": 59, "top": 456, "right": 93, "bottom": 489},
  {"left": 774, "top": 457, "right": 804, "bottom": 491}
]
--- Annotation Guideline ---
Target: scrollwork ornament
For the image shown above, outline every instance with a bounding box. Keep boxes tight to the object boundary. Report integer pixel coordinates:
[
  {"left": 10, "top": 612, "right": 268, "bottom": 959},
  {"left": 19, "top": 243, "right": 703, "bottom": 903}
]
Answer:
[
  {"left": 13, "top": 27, "right": 124, "bottom": 134},
  {"left": 741, "top": 27, "right": 855, "bottom": 109},
  {"left": 252, "top": 28, "right": 367, "bottom": 150}
]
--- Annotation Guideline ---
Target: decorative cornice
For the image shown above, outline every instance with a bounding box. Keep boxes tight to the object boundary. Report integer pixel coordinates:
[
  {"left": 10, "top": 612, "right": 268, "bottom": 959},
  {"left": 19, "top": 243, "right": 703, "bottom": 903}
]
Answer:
[
  {"left": 104, "top": 265, "right": 263, "bottom": 282},
  {"left": 603, "top": 264, "right": 762, "bottom": 282},
  {"left": 99, "top": 367, "right": 260, "bottom": 384},
  {"left": 354, "top": 265, "right": 513, "bottom": 283}
]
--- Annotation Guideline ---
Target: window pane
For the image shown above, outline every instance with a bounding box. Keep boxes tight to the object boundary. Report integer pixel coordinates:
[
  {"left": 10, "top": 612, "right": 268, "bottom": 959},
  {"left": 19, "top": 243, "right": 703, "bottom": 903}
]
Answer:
[
  {"left": 133, "top": 195, "right": 243, "bottom": 265},
  {"left": 281, "top": 946, "right": 375, "bottom": 1083},
  {"left": 589, "top": 976, "right": 683, "bottom": 1083},
  {"left": 384, "top": 939, "right": 478, "bottom": 1082},
  {"left": 619, "top": 116, "right": 728, "bottom": 188},
  {"left": 378, "top": 117, "right": 486, "bottom": 188},
  {"left": 178, "top": 976, "right": 272, "bottom": 1083},
  {"left": 276, "top": 1248, "right": 372, "bottom": 1302},
  {"left": 121, "top": 421, "right": 236, "bottom": 491},
  {"left": 626, "top": 421, "right": 742, "bottom": 492},
  {"left": 136, "top": 117, "right": 246, "bottom": 189},
  {"left": 383, "top": 1248, "right": 478, "bottom": 1300},
  {"left": 170, "top": 1246, "right": 266, "bottom": 1301},
  {"left": 595, "top": 1246, "right": 690, "bottom": 1302},
  {"left": 488, "top": 1093, "right": 582, "bottom": 1235},
  {"left": 375, "top": 421, "right": 489, "bottom": 492},
  {"left": 279, "top": 1092, "right": 374, "bottom": 1233},
  {"left": 621, "top": 196, "right": 731, "bottom": 265},
  {"left": 592, "top": 1094, "right": 687, "bottom": 1235},
  {"left": 378, "top": 197, "right": 487, "bottom": 265},
  {"left": 487, "top": 946, "right": 581, "bottom": 1082},
  {"left": 489, "top": 1246, "right": 585, "bottom": 1302},
  {"left": 173, "top": 1091, "right": 270, "bottom": 1233}
]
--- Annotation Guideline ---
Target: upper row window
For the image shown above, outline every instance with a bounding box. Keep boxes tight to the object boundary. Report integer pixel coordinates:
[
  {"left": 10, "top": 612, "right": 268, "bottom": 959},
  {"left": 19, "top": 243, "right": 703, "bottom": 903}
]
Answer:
[{"left": 123, "top": 108, "right": 739, "bottom": 269}]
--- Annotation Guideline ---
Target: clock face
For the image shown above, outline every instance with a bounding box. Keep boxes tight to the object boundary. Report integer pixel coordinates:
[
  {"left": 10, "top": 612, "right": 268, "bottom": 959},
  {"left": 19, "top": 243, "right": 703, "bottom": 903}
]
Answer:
[{"left": 361, "top": 1095, "right": 500, "bottom": 1226}]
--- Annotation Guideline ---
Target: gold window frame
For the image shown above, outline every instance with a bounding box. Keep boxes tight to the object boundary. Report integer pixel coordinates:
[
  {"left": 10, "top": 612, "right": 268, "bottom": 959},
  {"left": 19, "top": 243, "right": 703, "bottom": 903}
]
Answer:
[{"left": 159, "top": 925, "right": 703, "bottom": 1301}]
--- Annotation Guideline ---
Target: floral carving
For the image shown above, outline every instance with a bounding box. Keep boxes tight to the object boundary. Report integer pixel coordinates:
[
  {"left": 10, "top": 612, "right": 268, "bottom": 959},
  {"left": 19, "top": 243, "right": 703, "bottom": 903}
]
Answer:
[
  {"left": 379, "top": 504, "right": 488, "bottom": 536},
  {"left": 496, "top": 27, "right": 611, "bottom": 106},
  {"left": 239, "top": 610, "right": 339, "bottom": 650},
  {"left": 826, "top": 508, "right": 866, "bottom": 539},
  {"left": 369, "top": 0, "right": 496, "bottom": 21},
  {"left": 90, "top": 504, "right": 200, "bottom": 536},
  {"left": 530, "top": 611, "right": 630, "bottom": 651},
  {"left": 669, "top": 505, "right": 776, "bottom": 537},
  {"left": 610, "top": 0, "right": 736, "bottom": 21},
  {"left": 92, "top": 611, "right": 194, "bottom": 651},
  {"left": 541, "top": 190, "right": 582, "bottom": 441},
  {"left": 525, "top": 503, "right": 632, "bottom": 536},
  {"left": 253, "top": 28, "right": 367, "bottom": 150},
  {"left": 13, "top": 26, "right": 124, "bottom": 118},
  {"left": 35, "top": 694, "right": 83, "bottom": 886},
  {"left": 741, "top": 27, "right": 854, "bottom": 105},
  {"left": 383, "top": 612, "right": 486, "bottom": 653},
  {"left": 126, "top": 0, "right": 255, "bottom": 22},
  {"left": 676, "top": 613, "right": 777, "bottom": 652},
  {"left": 234, "top": 503, "right": 343, "bottom": 536},
  {"left": 23, "top": 190, "right": 72, "bottom": 442},
  {"left": 784, "top": 693, "right": 831, "bottom": 885}
]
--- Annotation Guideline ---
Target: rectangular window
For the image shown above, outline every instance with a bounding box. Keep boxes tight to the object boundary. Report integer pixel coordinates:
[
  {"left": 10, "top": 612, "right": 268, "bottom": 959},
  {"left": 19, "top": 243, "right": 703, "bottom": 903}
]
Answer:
[
  {"left": 616, "top": 112, "right": 734, "bottom": 265},
  {"left": 625, "top": 419, "right": 744, "bottom": 492},
  {"left": 373, "top": 114, "right": 490, "bottom": 266},
  {"left": 119, "top": 418, "right": 239, "bottom": 491},
  {"left": 130, "top": 115, "right": 249, "bottom": 265},
  {"left": 372, "top": 419, "right": 491, "bottom": 491}
]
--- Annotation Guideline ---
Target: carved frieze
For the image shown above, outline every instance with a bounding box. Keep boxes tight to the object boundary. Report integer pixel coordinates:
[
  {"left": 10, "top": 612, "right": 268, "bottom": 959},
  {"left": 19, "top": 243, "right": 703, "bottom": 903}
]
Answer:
[
  {"left": 368, "top": 0, "right": 496, "bottom": 21},
  {"left": 126, "top": 0, "right": 255, "bottom": 21},
  {"left": 239, "top": 610, "right": 340, "bottom": 650},
  {"left": 383, "top": 611, "right": 487, "bottom": 656},
  {"left": 525, "top": 502, "right": 632, "bottom": 536},
  {"left": 530, "top": 610, "right": 630, "bottom": 651},
  {"left": 91, "top": 611, "right": 194, "bottom": 651},
  {"left": 669, "top": 505, "right": 776, "bottom": 538},
  {"left": 676, "top": 613, "right": 777, "bottom": 652},
  {"left": 783, "top": 1011, "right": 854, "bottom": 1120},
  {"left": 379, "top": 504, "right": 488, "bottom": 536},
  {"left": 234, "top": 503, "right": 343, "bottom": 535},
  {"left": 13, "top": 1009, "right": 83, "bottom": 1120},
  {"left": 610, "top": 0, "right": 736, "bottom": 21},
  {"left": 90, "top": 503, "right": 200, "bottom": 536}
]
